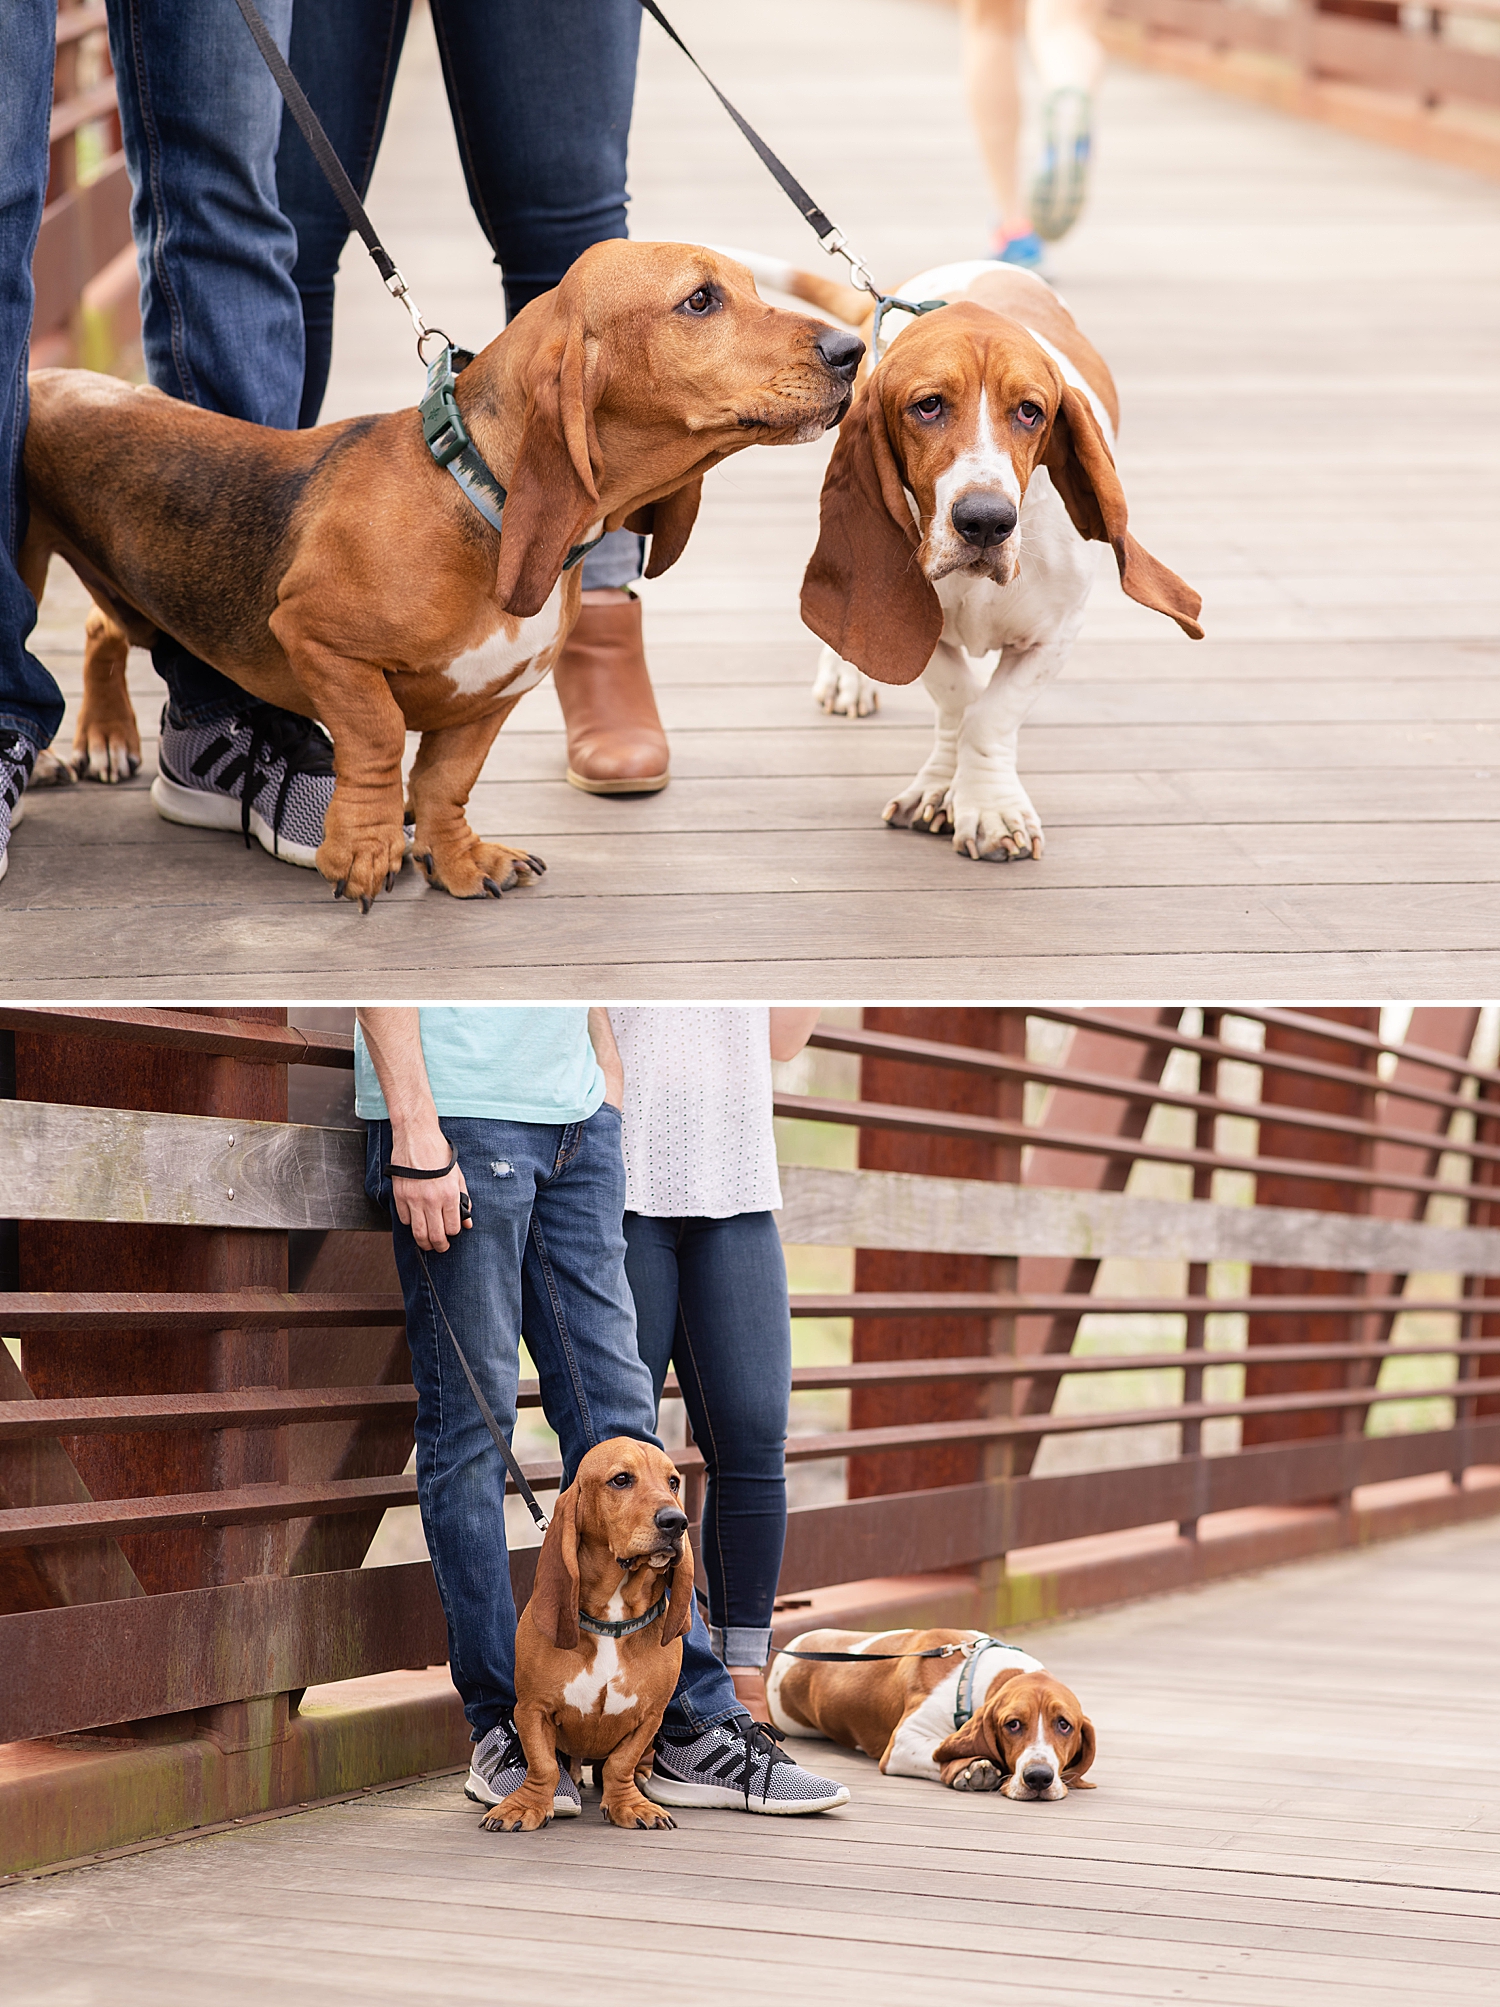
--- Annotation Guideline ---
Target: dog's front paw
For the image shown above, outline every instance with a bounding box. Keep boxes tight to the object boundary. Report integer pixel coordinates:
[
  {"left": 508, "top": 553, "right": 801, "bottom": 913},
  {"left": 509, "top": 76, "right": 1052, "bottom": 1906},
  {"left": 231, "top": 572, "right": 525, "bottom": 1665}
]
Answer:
[
  {"left": 29, "top": 747, "right": 79, "bottom": 788},
  {"left": 317, "top": 809, "right": 409, "bottom": 912},
  {"left": 813, "top": 647, "right": 878, "bottom": 718},
  {"left": 416, "top": 835, "right": 546, "bottom": 902},
  {"left": 882, "top": 772, "right": 954, "bottom": 834},
  {"left": 481, "top": 1793, "right": 552, "bottom": 1833},
  {"left": 949, "top": 1758, "right": 1005, "bottom": 1794},
  {"left": 601, "top": 1787, "right": 676, "bottom": 1830},
  {"left": 948, "top": 778, "right": 1043, "bottom": 862}
]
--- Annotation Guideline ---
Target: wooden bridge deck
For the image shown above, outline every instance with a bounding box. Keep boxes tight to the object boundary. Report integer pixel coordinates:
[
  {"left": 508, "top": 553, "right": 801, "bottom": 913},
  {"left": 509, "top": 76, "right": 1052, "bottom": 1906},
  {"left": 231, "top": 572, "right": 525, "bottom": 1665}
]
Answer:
[
  {"left": 6, "top": 0, "right": 1499, "bottom": 998},
  {"left": 3, "top": 1517, "right": 1498, "bottom": 2005}
]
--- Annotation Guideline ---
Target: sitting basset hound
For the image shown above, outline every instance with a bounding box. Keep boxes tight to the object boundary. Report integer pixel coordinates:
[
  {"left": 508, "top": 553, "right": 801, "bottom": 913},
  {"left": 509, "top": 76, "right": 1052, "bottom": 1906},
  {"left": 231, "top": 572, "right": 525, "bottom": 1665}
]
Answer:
[
  {"left": 483, "top": 1437, "right": 695, "bottom": 1833},
  {"left": 20, "top": 242, "right": 861, "bottom": 906},
  {"left": 729, "top": 250, "right": 1203, "bottom": 862},
  {"left": 767, "top": 1627, "right": 1096, "bottom": 1800}
]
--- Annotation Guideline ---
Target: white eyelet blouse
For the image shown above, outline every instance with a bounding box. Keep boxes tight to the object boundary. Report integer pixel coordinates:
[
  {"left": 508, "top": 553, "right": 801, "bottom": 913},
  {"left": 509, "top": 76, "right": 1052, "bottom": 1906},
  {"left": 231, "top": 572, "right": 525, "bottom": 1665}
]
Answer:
[{"left": 608, "top": 1006, "right": 782, "bottom": 1219}]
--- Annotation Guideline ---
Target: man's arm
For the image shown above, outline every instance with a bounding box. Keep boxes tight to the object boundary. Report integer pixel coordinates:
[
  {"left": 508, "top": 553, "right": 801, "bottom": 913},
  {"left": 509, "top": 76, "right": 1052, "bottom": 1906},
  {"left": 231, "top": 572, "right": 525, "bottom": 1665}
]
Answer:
[
  {"left": 769, "top": 1007, "right": 823, "bottom": 1062},
  {"left": 357, "top": 1008, "right": 470, "bottom": 1252},
  {"left": 589, "top": 1007, "right": 624, "bottom": 1108}
]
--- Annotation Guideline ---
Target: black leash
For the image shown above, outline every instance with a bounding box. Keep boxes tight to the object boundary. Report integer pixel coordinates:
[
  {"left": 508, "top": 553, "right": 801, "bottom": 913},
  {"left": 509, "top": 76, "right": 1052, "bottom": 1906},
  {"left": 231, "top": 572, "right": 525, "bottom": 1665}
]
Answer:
[
  {"left": 776, "top": 1636, "right": 1020, "bottom": 1731},
  {"left": 410, "top": 1233, "right": 552, "bottom": 1535}
]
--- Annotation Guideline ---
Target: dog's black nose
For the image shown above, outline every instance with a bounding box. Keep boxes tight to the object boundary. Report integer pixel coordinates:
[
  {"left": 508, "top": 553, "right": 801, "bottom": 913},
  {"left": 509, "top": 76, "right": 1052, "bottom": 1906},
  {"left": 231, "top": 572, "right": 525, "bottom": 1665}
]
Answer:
[
  {"left": 815, "top": 327, "right": 864, "bottom": 382},
  {"left": 951, "top": 492, "right": 1018, "bottom": 548},
  {"left": 654, "top": 1506, "right": 689, "bottom": 1536},
  {"left": 1021, "top": 1763, "right": 1055, "bottom": 1792}
]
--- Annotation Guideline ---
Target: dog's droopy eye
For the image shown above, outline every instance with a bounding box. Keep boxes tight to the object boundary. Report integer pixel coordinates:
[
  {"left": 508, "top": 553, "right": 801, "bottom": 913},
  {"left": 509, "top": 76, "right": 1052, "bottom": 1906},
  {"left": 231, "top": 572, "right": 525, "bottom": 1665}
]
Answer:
[
  {"left": 1016, "top": 400, "right": 1044, "bottom": 429},
  {"left": 910, "top": 394, "right": 944, "bottom": 422},
  {"left": 1004, "top": 1718, "right": 1025, "bottom": 1735},
  {"left": 677, "top": 285, "right": 720, "bottom": 317},
  {"left": 1055, "top": 1717, "right": 1072, "bottom": 1734},
  {"left": 607, "top": 1471, "right": 635, "bottom": 1488},
  {"left": 668, "top": 1474, "right": 681, "bottom": 1491}
]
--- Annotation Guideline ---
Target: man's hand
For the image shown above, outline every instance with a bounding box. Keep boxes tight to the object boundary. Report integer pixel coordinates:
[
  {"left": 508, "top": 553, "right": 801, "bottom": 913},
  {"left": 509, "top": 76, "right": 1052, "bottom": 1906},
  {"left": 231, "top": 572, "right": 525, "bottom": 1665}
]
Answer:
[
  {"left": 589, "top": 1006, "right": 625, "bottom": 1111},
  {"left": 391, "top": 1130, "right": 471, "bottom": 1253}
]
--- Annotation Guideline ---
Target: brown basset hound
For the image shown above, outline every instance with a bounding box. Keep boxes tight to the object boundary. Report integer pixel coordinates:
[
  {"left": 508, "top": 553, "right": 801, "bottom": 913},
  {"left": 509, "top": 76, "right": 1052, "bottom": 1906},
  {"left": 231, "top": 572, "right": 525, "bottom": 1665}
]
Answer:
[
  {"left": 19, "top": 241, "right": 860, "bottom": 905},
  {"left": 767, "top": 1628, "right": 1096, "bottom": 1800},
  {"left": 483, "top": 1437, "right": 694, "bottom": 1833}
]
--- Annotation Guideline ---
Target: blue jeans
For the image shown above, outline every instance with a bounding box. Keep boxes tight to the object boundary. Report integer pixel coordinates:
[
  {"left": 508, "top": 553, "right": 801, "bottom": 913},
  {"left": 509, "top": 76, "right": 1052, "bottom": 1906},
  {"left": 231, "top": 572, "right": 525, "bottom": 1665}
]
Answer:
[
  {"left": 0, "top": 0, "right": 64, "bottom": 751},
  {"left": 625, "top": 1212, "right": 792, "bottom": 1668},
  {"left": 105, "top": 0, "right": 308, "bottom": 724},
  {"left": 366, "top": 1106, "right": 741, "bottom": 1741},
  {"left": 278, "top": 0, "right": 645, "bottom": 588}
]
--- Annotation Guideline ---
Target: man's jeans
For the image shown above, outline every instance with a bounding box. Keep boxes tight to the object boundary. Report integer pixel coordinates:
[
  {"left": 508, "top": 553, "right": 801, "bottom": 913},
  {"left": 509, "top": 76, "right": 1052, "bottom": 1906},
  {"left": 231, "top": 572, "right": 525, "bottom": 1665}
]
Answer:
[
  {"left": 0, "top": 0, "right": 64, "bottom": 751},
  {"left": 104, "top": 0, "right": 306, "bottom": 725},
  {"left": 279, "top": 0, "right": 645, "bottom": 590},
  {"left": 366, "top": 1106, "right": 741, "bottom": 1741}
]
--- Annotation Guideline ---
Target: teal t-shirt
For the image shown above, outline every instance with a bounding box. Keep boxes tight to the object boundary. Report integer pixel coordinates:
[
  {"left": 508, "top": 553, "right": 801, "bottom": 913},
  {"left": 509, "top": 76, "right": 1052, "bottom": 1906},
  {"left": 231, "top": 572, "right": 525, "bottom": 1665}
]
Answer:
[{"left": 354, "top": 1007, "right": 605, "bottom": 1124}]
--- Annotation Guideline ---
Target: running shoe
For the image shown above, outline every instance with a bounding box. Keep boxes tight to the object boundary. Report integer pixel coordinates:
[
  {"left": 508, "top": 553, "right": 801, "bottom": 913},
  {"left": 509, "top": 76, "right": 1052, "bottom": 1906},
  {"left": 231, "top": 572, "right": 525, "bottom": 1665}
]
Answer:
[
  {"left": 151, "top": 704, "right": 337, "bottom": 867},
  {"left": 464, "top": 1718, "right": 582, "bottom": 1818},
  {"left": 0, "top": 731, "right": 35, "bottom": 885},
  {"left": 641, "top": 1714, "right": 850, "bottom": 1815},
  {"left": 1029, "top": 87, "right": 1093, "bottom": 243},
  {"left": 990, "top": 228, "right": 1046, "bottom": 273}
]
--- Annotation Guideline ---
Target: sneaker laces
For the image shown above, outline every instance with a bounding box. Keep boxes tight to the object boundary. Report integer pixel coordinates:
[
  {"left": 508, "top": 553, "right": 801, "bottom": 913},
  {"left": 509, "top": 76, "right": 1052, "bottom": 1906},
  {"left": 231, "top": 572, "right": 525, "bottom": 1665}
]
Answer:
[
  {"left": 188, "top": 708, "right": 335, "bottom": 857},
  {"left": 724, "top": 1717, "right": 794, "bottom": 1809}
]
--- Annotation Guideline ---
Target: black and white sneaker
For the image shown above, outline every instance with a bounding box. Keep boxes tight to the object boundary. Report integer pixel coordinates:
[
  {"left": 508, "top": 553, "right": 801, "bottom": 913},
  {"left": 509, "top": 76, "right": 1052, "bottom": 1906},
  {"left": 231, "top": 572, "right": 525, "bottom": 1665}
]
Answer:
[
  {"left": 641, "top": 1714, "right": 850, "bottom": 1816},
  {"left": 0, "top": 732, "right": 36, "bottom": 885},
  {"left": 464, "top": 1718, "right": 581, "bottom": 1819},
  {"left": 151, "top": 704, "right": 337, "bottom": 867}
]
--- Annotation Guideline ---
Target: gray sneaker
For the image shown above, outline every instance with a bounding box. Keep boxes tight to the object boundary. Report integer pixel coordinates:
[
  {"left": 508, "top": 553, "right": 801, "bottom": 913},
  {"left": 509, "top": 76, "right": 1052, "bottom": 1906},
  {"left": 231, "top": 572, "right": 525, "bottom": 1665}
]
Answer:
[
  {"left": 641, "top": 1714, "right": 850, "bottom": 1815},
  {"left": 464, "top": 1718, "right": 581, "bottom": 1818},
  {"left": 0, "top": 732, "right": 35, "bottom": 885},
  {"left": 151, "top": 704, "right": 336, "bottom": 867}
]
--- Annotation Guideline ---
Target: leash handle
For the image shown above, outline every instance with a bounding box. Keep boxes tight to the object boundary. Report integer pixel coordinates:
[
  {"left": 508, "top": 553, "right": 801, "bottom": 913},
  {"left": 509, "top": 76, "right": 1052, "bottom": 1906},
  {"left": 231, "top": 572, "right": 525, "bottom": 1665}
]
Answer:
[
  {"left": 230, "top": 0, "right": 444, "bottom": 357},
  {"left": 411, "top": 1241, "right": 551, "bottom": 1533}
]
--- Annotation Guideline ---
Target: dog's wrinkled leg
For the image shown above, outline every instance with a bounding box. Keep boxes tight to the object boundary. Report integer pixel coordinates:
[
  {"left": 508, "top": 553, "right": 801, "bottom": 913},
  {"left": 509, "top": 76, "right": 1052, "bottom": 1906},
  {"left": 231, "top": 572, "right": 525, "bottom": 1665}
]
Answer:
[
  {"left": 275, "top": 644, "right": 409, "bottom": 908},
  {"left": 406, "top": 708, "right": 546, "bottom": 902},
  {"left": 606, "top": 1719, "right": 676, "bottom": 1830},
  {"left": 70, "top": 605, "right": 142, "bottom": 783},
  {"left": 480, "top": 1704, "right": 558, "bottom": 1834}
]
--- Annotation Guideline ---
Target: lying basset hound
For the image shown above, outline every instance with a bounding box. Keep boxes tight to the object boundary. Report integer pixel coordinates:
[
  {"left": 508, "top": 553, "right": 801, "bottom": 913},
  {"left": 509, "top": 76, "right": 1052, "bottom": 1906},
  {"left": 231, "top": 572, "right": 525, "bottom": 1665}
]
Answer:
[
  {"left": 20, "top": 242, "right": 861, "bottom": 906},
  {"left": 731, "top": 250, "right": 1202, "bottom": 862},
  {"left": 767, "top": 1627, "right": 1096, "bottom": 1800},
  {"left": 483, "top": 1437, "right": 694, "bottom": 1833}
]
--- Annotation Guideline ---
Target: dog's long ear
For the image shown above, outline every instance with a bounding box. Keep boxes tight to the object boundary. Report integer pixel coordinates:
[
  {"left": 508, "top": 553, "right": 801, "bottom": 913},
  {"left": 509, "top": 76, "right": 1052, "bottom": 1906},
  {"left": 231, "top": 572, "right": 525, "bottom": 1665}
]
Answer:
[
  {"left": 624, "top": 478, "right": 703, "bottom": 579},
  {"left": 1062, "top": 1714, "right": 1098, "bottom": 1790},
  {"left": 660, "top": 1526, "right": 695, "bottom": 1646},
  {"left": 1044, "top": 386, "right": 1204, "bottom": 640},
  {"left": 932, "top": 1668, "right": 1024, "bottom": 1772},
  {"left": 527, "top": 1484, "right": 581, "bottom": 1651},
  {"left": 800, "top": 381, "right": 942, "bottom": 684},
  {"left": 494, "top": 319, "right": 603, "bottom": 618}
]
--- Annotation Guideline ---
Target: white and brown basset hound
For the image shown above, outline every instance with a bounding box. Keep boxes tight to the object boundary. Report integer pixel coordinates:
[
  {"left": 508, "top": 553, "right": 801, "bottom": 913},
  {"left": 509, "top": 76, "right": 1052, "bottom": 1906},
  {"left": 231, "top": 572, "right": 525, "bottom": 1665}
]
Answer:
[
  {"left": 732, "top": 252, "right": 1203, "bottom": 862},
  {"left": 767, "top": 1627, "right": 1096, "bottom": 1799}
]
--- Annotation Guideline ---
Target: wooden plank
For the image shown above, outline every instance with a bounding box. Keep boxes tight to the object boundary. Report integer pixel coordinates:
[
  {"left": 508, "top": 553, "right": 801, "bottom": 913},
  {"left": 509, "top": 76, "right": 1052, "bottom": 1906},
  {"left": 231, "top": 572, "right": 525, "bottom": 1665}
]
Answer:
[
  {"left": 0, "top": 1385, "right": 418, "bottom": 1443},
  {"left": 776, "top": 1165, "right": 1500, "bottom": 1274},
  {"left": 0, "top": 1101, "right": 382, "bottom": 1231},
  {"left": 0, "top": 1289, "right": 404, "bottom": 1331},
  {"left": 0, "top": 1007, "right": 355, "bottom": 1067}
]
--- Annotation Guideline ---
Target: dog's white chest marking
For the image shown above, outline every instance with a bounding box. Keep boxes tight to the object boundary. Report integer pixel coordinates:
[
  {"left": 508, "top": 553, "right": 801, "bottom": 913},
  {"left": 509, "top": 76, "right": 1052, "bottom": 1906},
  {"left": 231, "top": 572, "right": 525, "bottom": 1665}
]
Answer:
[
  {"left": 443, "top": 582, "right": 563, "bottom": 699},
  {"left": 563, "top": 1590, "right": 639, "bottom": 1718},
  {"left": 883, "top": 1643, "right": 1044, "bottom": 1780}
]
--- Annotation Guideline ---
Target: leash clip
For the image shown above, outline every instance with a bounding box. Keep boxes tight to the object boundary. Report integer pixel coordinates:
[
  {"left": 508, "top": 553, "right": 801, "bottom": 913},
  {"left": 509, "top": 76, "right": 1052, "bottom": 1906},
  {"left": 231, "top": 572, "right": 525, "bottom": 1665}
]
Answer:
[{"left": 871, "top": 293, "right": 948, "bottom": 364}]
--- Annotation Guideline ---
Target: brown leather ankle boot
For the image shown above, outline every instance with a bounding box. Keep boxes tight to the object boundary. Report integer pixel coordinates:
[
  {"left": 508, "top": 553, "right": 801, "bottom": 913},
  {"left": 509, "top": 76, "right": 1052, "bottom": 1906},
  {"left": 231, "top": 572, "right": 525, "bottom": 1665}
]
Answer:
[{"left": 551, "top": 595, "right": 669, "bottom": 794}]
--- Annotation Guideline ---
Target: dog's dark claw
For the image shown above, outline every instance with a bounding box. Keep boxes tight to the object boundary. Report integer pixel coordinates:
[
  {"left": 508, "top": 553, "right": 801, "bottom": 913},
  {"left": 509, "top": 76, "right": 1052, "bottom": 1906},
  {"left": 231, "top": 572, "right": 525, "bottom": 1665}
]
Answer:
[
  {"left": 359, "top": 895, "right": 372, "bottom": 915},
  {"left": 333, "top": 879, "right": 347, "bottom": 900},
  {"left": 418, "top": 851, "right": 434, "bottom": 875},
  {"left": 384, "top": 870, "right": 397, "bottom": 893},
  {"left": 524, "top": 853, "right": 547, "bottom": 876},
  {"left": 482, "top": 875, "right": 505, "bottom": 899}
]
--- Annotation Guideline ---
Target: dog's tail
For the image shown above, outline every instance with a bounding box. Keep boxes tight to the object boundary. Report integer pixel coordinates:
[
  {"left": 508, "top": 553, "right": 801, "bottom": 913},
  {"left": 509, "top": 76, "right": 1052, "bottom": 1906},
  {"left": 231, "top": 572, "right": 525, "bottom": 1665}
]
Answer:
[{"left": 712, "top": 245, "right": 872, "bottom": 328}]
